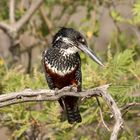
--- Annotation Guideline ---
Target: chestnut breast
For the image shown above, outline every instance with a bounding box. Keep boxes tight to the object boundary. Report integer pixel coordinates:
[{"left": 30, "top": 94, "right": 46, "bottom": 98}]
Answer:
[{"left": 44, "top": 63, "right": 78, "bottom": 89}]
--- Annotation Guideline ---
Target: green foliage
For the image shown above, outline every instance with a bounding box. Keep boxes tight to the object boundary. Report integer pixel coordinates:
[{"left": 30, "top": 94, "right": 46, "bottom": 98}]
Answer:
[
  {"left": 104, "top": 49, "right": 135, "bottom": 83},
  {"left": 0, "top": 1, "right": 8, "bottom": 20},
  {"left": 111, "top": 0, "right": 140, "bottom": 25},
  {"left": 132, "top": 0, "right": 140, "bottom": 24}
]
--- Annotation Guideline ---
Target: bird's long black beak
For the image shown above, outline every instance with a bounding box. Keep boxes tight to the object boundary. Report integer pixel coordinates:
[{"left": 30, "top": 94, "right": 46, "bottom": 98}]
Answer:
[{"left": 78, "top": 44, "right": 105, "bottom": 67}]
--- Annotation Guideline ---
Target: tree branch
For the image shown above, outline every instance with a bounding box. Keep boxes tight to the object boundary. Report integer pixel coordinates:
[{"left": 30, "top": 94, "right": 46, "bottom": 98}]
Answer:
[
  {"left": 100, "top": 85, "right": 123, "bottom": 140},
  {"left": 39, "top": 5, "right": 54, "bottom": 36},
  {"left": 14, "top": 0, "right": 44, "bottom": 32},
  {"left": 121, "top": 102, "right": 140, "bottom": 111},
  {"left": 0, "top": 22, "right": 15, "bottom": 33},
  {"left": 0, "top": 84, "right": 123, "bottom": 140},
  {"left": 96, "top": 97, "right": 110, "bottom": 132},
  {"left": 9, "top": 0, "right": 15, "bottom": 24},
  {"left": 0, "top": 0, "right": 44, "bottom": 35}
]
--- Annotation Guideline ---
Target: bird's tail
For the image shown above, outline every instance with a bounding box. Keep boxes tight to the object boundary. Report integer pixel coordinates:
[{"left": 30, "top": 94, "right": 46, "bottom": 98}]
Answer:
[{"left": 63, "top": 96, "right": 82, "bottom": 124}]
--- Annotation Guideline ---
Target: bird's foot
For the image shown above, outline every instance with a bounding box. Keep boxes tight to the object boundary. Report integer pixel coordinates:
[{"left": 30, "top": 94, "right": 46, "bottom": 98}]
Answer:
[
  {"left": 54, "top": 88, "right": 59, "bottom": 95},
  {"left": 69, "top": 85, "right": 77, "bottom": 92}
]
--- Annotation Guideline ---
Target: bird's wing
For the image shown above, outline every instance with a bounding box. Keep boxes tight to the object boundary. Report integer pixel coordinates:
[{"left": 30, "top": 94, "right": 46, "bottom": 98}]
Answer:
[
  {"left": 75, "top": 53, "right": 82, "bottom": 92},
  {"left": 41, "top": 50, "right": 55, "bottom": 90}
]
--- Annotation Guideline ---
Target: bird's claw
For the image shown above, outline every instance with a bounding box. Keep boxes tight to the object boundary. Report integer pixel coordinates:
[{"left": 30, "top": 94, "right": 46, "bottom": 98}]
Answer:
[
  {"left": 69, "top": 85, "right": 77, "bottom": 92},
  {"left": 54, "top": 88, "right": 59, "bottom": 95}
]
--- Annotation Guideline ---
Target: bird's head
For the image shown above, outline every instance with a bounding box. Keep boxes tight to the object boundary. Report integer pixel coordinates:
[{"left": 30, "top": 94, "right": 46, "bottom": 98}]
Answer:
[{"left": 52, "top": 27, "right": 104, "bottom": 67}]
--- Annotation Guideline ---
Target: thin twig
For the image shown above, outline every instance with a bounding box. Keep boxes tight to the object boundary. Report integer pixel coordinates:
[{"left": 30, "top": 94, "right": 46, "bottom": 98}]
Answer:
[
  {"left": 96, "top": 97, "right": 110, "bottom": 131},
  {"left": 9, "top": 0, "right": 15, "bottom": 24},
  {"left": 121, "top": 102, "right": 140, "bottom": 117},
  {"left": 121, "top": 102, "right": 140, "bottom": 111}
]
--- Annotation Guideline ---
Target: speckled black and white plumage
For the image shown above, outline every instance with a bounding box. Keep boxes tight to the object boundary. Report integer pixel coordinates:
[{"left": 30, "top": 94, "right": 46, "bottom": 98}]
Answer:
[
  {"left": 44, "top": 48, "right": 80, "bottom": 74},
  {"left": 43, "top": 46, "right": 82, "bottom": 88},
  {"left": 42, "top": 27, "right": 101, "bottom": 124},
  {"left": 42, "top": 27, "right": 104, "bottom": 124}
]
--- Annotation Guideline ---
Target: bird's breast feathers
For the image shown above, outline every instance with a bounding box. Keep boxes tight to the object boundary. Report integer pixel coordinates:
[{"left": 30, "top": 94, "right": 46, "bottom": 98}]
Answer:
[{"left": 44, "top": 60, "right": 76, "bottom": 76}]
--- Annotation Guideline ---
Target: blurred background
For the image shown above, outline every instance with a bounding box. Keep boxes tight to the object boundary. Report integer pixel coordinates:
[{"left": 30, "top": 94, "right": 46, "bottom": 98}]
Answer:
[{"left": 0, "top": 0, "right": 140, "bottom": 139}]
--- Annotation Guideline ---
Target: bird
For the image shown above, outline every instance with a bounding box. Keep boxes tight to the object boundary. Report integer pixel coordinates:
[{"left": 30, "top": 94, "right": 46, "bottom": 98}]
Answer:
[{"left": 42, "top": 27, "right": 104, "bottom": 124}]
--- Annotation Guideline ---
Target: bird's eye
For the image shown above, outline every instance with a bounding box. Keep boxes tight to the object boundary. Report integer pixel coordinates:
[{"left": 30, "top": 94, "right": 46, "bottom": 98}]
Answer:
[
  {"left": 77, "top": 36, "right": 85, "bottom": 44},
  {"left": 81, "top": 38, "right": 85, "bottom": 43}
]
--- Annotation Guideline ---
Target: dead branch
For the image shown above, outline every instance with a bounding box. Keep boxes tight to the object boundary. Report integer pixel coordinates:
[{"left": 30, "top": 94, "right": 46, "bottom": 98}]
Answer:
[
  {"left": 9, "top": 0, "right": 15, "bottom": 24},
  {"left": 121, "top": 102, "right": 140, "bottom": 111},
  {"left": 0, "top": 0, "right": 44, "bottom": 36},
  {"left": 96, "top": 97, "right": 110, "bottom": 131},
  {"left": 14, "top": 0, "right": 44, "bottom": 32},
  {"left": 99, "top": 85, "right": 123, "bottom": 140},
  {"left": 0, "top": 22, "right": 15, "bottom": 35},
  {"left": 0, "top": 84, "right": 123, "bottom": 140},
  {"left": 121, "top": 102, "right": 140, "bottom": 117},
  {"left": 0, "top": 0, "right": 44, "bottom": 65}
]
